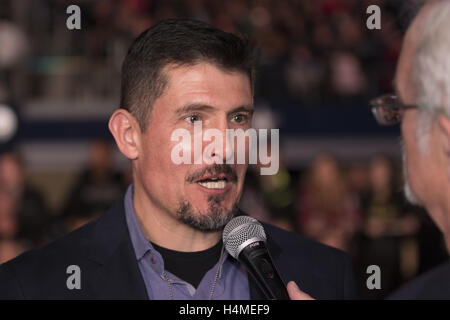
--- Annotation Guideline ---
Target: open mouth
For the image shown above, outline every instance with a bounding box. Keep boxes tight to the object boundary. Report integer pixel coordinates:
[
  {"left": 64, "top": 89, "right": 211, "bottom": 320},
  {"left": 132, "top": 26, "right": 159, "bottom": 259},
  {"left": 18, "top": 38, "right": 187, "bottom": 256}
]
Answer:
[{"left": 195, "top": 174, "right": 230, "bottom": 190}]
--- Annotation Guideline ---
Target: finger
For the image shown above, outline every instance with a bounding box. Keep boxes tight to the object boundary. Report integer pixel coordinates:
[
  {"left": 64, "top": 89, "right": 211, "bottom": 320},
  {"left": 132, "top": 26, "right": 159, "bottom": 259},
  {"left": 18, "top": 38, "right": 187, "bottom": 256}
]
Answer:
[{"left": 287, "top": 281, "right": 314, "bottom": 300}]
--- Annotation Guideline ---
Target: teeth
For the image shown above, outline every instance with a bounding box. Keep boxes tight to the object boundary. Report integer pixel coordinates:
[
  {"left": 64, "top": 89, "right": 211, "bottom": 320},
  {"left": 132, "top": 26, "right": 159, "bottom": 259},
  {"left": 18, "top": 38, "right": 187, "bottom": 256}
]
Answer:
[{"left": 198, "top": 179, "right": 226, "bottom": 189}]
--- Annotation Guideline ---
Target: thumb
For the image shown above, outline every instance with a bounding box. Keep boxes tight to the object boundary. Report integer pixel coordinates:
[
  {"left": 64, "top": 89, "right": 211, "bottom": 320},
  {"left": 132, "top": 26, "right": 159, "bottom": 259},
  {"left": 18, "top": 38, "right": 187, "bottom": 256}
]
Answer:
[{"left": 287, "top": 281, "right": 314, "bottom": 300}]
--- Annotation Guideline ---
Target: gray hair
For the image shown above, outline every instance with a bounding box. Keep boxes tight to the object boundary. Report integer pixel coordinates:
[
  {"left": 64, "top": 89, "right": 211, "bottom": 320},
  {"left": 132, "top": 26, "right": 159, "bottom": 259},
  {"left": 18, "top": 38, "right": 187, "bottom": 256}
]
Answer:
[{"left": 414, "top": 0, "right": 450, "bottom": 151}]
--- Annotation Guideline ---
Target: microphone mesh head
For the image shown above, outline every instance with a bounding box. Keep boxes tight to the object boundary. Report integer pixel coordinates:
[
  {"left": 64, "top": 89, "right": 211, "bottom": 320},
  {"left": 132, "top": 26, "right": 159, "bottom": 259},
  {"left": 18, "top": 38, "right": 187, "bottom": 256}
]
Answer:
[{"left": 223, "top": 216, "right": 266, "bottom": 258}]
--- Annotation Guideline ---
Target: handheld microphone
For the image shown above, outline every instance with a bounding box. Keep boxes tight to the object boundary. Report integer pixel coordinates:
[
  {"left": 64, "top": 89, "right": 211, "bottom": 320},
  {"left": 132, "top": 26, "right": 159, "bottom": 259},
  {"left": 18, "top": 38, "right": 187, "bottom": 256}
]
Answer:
[{"left": 223, "top": 216, "right": 290, "bottom": 300}]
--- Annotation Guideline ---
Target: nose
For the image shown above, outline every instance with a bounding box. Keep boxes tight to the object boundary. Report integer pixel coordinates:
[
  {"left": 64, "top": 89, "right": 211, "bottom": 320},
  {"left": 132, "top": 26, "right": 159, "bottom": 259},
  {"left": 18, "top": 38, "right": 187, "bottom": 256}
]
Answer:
[{"left": 204, "top": 118, "right": 233, "bottom": 164}]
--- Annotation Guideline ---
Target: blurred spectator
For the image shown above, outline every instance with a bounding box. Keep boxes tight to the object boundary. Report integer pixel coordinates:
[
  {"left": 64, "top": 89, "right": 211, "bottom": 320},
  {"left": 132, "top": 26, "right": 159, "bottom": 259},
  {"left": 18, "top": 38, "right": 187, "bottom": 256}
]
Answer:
[
  {"left": 62, "top": 140, "right": 125, "bottom": 232},
  {"left": 3, "top": 0, "right": 404, "bottom": 106},
  {"left": 361, "top": 156, "right": 417, "bottom": 238},
  {"left": 346, "top": 161, "right": 370, "bottom": 200},
  {"left": 285, "top": 44, "right": 324, "bottom": 104},
  {"left": 240, "top": 140, "right": 294, "bottom": 231},
  {"left": 0, "top": 166, "right": 27, "bottom": 264},
  {"left": 0, "top": 152, "right": 50, "bottom": 245},
  {"left": 239, "top": 167, "right": 273, "bottom": 224},
  {"left": 0, "top": 183, "right": 18, "bottom": 240},
  {"left": 258, "top": 166, "right": 295, "bottom": 231},
  {"left": 356, "top": 155, "right": 420, "bottom": 299},
  {"left": 329, "top": 51, "right": 367, "bottom": 104},
  {"left": 296, "top": 154, "right": 360, "bottom": 251},
  {"left": 0, "top": 239, "right": 25, "bottom": 264},
  {"left": 0, "top": 19, "right": 29, "bottom": 100}
]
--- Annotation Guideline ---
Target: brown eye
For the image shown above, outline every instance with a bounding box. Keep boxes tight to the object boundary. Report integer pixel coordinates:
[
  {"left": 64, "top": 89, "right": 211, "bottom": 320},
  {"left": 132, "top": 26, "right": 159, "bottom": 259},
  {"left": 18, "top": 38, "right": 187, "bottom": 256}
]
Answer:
[
  {"left": 185, "top": 115, "right": 200, "bottom": 123},
  {"left": 232, "top": 114, "right": 247, "bottom": 124}
]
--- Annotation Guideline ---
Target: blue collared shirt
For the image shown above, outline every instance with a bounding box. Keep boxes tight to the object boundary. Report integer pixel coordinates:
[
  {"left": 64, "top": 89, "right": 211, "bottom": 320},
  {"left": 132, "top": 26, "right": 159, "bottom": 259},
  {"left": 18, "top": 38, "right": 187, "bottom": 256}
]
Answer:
[{"left": 124, "top": 185, "right": 250, "bottom": 300}]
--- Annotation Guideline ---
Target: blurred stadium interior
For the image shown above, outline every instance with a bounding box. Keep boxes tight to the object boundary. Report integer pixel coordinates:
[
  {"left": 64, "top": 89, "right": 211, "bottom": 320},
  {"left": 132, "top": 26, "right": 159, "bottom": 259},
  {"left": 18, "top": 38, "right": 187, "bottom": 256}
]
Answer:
[{"left": 0, "top": 0, "right": 448, "bottom": 299}]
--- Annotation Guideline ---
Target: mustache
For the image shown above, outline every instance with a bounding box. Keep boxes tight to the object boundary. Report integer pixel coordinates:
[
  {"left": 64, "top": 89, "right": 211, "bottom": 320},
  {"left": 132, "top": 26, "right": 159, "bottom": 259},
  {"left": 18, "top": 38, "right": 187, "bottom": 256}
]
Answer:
[{"left": 186, "top": 164, "right": 238, "bottom": 183}]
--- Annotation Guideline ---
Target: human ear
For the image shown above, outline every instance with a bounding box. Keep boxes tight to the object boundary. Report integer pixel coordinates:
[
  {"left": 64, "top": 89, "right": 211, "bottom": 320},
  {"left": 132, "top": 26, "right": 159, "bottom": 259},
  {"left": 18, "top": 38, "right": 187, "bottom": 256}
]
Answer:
[{"left": 108, "top": 109, "right": 141, "bottom": 160}]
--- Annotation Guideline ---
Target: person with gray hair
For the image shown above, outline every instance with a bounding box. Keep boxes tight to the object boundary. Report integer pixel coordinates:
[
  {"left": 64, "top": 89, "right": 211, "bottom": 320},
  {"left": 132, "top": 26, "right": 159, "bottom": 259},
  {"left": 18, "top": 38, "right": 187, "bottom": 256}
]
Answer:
[{"left": 370, "top": 0, "right": 450, "bottom": 299}]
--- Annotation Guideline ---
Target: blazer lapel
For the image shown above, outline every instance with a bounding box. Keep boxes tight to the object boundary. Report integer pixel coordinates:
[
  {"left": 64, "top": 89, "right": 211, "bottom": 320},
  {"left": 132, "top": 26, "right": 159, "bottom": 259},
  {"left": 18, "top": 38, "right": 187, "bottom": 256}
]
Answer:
[
  {"left": 86, "top": 199, "right": 148, "bottom": 299},
  {"left": 81, "top": 205, "right": 284, "bottom": 300}
]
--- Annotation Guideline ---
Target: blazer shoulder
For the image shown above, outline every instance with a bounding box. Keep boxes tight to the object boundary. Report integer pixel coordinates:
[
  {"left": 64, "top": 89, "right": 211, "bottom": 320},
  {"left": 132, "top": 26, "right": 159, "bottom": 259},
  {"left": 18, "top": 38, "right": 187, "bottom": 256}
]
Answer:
[
  {"left": 262, "top": 222, "right": 357, "bottom": 299},
  {"left": 263, "top": 222, "right": 349, "bottom": 262},
  {"left": 9, "top": 216, "right": 97, "bottom": 267},
  {"left": 0, "top": 198, "right": 143, "bottom": 299},
  {"left": 389, "top": 260, "right": 450, "bottom": 299},
  {"left": 0, "top": 261, "right": 25, "bottom": 299},
  {"left": 4, "top": 196, "right": 126, "bottom": 273},
  {"left": 0, "top": 217, "right": 99, "bottom": 299}
]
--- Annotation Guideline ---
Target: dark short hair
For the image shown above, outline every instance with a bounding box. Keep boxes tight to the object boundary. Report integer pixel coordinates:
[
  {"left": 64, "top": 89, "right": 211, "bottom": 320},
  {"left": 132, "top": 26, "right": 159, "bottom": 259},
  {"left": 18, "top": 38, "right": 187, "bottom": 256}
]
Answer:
[{"left": 120, "top": 19, "right": 259, "bottom": 130}]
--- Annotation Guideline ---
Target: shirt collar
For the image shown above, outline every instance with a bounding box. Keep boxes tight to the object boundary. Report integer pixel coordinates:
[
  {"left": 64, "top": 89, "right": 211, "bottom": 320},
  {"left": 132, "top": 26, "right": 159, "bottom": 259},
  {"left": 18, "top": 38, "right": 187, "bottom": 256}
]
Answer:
[
  {"left": 124, "top": 183, "right": 232, "bottom": 273},
  {"left": 124, "top": 184, "right": 153, "bottom": 260}
]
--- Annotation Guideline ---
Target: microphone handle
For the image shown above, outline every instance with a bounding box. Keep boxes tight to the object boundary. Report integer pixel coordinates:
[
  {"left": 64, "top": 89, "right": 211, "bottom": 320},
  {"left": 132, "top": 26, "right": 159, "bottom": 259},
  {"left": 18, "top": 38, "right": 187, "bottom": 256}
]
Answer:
[{"left": 238, "top": 241, "right": 290, "bottom": 300}]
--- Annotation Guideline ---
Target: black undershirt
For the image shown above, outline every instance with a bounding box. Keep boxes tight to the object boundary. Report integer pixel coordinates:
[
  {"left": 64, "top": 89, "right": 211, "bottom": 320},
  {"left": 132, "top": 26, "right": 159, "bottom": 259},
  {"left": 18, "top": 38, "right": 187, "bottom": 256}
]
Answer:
[{"left": 151, "top": 240, "right": 223, "bottom": 288}]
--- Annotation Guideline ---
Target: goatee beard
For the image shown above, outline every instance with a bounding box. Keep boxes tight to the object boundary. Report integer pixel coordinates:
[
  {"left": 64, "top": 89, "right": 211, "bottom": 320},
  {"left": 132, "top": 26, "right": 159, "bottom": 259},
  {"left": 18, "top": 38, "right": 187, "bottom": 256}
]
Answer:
[{"left": 176, "top": 196, "right": 238, "bottom": 231}]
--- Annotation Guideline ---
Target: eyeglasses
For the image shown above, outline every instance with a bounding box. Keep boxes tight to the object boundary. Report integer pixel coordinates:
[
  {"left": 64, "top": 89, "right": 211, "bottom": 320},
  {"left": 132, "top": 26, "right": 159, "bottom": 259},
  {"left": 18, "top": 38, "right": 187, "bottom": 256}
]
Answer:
[{"left": 370, "top": 94, "right": 417, "bottom": 126}]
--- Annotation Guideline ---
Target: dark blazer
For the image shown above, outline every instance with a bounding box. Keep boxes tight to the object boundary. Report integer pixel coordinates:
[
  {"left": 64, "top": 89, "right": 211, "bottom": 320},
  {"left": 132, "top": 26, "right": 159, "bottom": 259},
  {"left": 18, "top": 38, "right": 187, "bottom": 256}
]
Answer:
[
  {"left": 0, "top": 198, "right": 357, "bottom": 299},
  {"left": 388, "top": 260, "right": 450, "bottom": 300}
]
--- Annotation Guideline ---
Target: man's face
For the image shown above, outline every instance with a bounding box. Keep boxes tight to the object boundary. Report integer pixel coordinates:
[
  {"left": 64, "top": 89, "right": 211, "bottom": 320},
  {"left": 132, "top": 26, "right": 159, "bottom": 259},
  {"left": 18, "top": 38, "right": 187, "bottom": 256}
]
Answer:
[
  {"left": 394, "top": 1, "right": 426, "bottom": 206},
  {"left": 396, "top": 1, "right": 447, "bottom": 216},
  {"left": 400, "top": 103, "right": 450, "bottom": 231},
  {"left": 134, "top": 63, "right": 253, "bottom": 231}
]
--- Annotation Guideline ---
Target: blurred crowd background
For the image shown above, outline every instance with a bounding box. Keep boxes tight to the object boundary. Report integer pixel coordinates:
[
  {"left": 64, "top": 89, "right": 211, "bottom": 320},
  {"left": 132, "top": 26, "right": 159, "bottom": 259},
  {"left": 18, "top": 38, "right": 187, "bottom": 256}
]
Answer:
[{"left": 0, "top": 0, "right": 448, "bottom": 299}]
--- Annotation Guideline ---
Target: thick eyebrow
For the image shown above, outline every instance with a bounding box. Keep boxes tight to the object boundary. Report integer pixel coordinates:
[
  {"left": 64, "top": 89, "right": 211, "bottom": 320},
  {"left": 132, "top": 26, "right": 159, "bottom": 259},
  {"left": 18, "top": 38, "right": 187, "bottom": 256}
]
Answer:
[
  {"left": 175, "top": 103, "right": 214, "bottom": 117},
  {"left": 227, "top": 105, "right": 254, "bottom": 117},
  {"left": 175, "top": 103, "right": 254, "bottom": 117}
]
